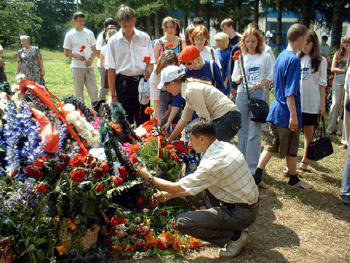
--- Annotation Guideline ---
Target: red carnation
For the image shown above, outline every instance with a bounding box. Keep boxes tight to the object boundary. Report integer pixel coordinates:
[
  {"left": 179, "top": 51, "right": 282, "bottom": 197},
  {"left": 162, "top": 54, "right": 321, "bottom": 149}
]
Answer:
[
  {"left": 129, "top": 144, "right": 140, "bottom": 155},
  {"left": 112, "top": 245, "right": 122, "bottom": 253},
  {"left": 143, "top": 56, "right": 151, "bottom": 64},
  {"left": 167, "top": 145, "right": 174, "bottom": 150},
  {"left": 156, "top": 238, "right": 167, "bottom": 250},
  {"left": 93, "top": 167, "right": 104, "bottom": 179},
  {"left": 69, "top": 168, "right": 86, "bottom": 183},
  {"left": 24, "top": 165, "right": 43, "bottom": 179},
  {"left": 144, "top": 107, "right": 154, "bottom": 115},
  {"left": 111, "top": 217, "right": 126, "bottom": 227},
  {"left": 232, "top": 50, "right": 242, "bottom": 61},
  {"left": 127, "top": 245, "right": 134, "bottom": 252},
  {"left": 161, "top": 209, "right": 167, "bottom": 215},
  {"left": 95, "top": 184, "right": 104, "bottom": 193},
  {"left": 11, "top": 170, "right": 18, "bottom": 178},
  {"left": 112, "top": 176, "right": 123, "bottom": 187},
  {"left": 79, "top": 45, "right": 86, "bottom": 53},
  {"left": 59, "top": 154, "right": 70, "bottom": 165},
  {"left": 136, "top": 197, "right": 144, "bottom": 205},
  {"left": 69, "top": 155, "right": 84, "bottom": 167},
  {"left": 101, "top": 162, "right": 109, "bottom": 173},
  {"left": 118, "top": 166, "right": 129, "bottom": 180},
  {"left": 37, "top": 183, "right": 47, "bottom": 193},
  {"left": 130, "top": 154, "right": 138, "bottom": 163},
  {"left": 121, "top": 242, "right": 127, "bottom": 251}
]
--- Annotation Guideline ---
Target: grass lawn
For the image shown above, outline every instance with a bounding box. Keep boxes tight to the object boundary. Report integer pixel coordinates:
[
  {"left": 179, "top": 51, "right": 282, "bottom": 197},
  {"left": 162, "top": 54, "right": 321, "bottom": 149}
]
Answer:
[{"left": 2, "top": 49, "right": 350, "bottom": 263}]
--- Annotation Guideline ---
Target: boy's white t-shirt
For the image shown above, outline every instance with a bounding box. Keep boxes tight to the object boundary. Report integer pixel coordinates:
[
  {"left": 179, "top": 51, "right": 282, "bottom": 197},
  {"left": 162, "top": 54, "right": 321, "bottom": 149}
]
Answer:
[
  {"left": 63, "top": 28, "right": 96, "bottom": 68},
  {"left": 232, "top": 52, "right": 274, "bottom": 93},
  {"left": 101, "top": 45, "right": 108, "bottom": 70},
  {"left": 96, "top": 31, "right": 104, "bottom": 68},
  {"left": 300, "top": 55, "right": 327, "bottom": 114},
  {"left": 200, "top": 46, "right": 222, "bottom": 69}
]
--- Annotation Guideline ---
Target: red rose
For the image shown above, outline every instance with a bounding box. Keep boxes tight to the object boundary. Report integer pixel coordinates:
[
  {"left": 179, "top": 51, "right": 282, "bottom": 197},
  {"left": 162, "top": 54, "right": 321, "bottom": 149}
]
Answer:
[
  {"left": 144, "top": 107, "right": 154, "bottom": 115},
  {"left": 156, "top": 238, "right": 167, "bottom": 250},
  {"left": 149, "top": 201, "right": 157, "bottom": 209},
  {"left": 69, "top": 155, "right": 84, "bottom": 167},
  {"left": 69, "top": 168, "right": 86, "bottom": 183},
  {"left": 89, "top": 161, "right": 97, "bottom": 169},
  {"left": 127, "top": 245, "right": 134, "bottom": 252},
  {"left": 130, "top": 154, "right": 138, "bottom": 163},
  {"left": 59, "top": 154, "right": 70, "bottom": 165},
  {"left": 111, "top": 217, "right": 126, "bottom": 227},
  {"left": 37, "top": 183, "right": 47, "bottom": 193},
  {"left": 34, "top": 157, "right": 45, "bottom": 168},
  {"left": 161, "top": 209, "right": 167, "bottom": 215},
  {"left": 93, "top": 167, "right": 104, "bottom": 179},
  {"left": 84, "top": 154, "right": 94, "bottom": 166},
  {"left": 24, "top": 165, "right": 43, "bottom": 179},
  {"left": 112, "top": 245, "right": 121, "bottom": 253},
  {"left": 95, "top": 184, "right": 104, "bottom": 193},
  {"left": 112, "top": 176, "right": 123, "bottom": 187},
  {"left": 118, "top": 166, "right": 129, "bottom": 180},
  {"left": 136, "top": 197, "right": 144, "bottom": 205},
  {"left": 55, "top": 163, "right": 64, "bottom": 175},
  {"left": 101, "top": 162, "right": 109, "bottom": 173}
]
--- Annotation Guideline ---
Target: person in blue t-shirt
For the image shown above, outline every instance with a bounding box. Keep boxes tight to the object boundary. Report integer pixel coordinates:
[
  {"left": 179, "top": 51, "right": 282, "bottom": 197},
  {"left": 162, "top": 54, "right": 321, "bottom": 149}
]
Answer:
[
  {"left": 253, "top": 23, "right": 314, "bottom": 190},
  {"left": 215, "top": 32, "right": 231, "bottom": 91}
]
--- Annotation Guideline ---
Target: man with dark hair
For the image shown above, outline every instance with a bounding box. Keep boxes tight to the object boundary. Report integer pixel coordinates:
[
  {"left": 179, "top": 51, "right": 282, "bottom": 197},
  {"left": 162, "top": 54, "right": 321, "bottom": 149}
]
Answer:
[
  {"left": 63, "top": 11, "right": 98, "bottom": 107},
  {"left": 96, "top": 18, "right": 118, "bottom": 102},
  {"left": 193, "top": 17, "right": 204, "bottom": 27},
  {"left": 137, "top": 118, "right": 259, "bottom": 258},
  {"left": 105, "top": 5, "right": 155, "bottom": 126},
  {"left": 320, "top": 35, "right": 330, "bottom": 57}
]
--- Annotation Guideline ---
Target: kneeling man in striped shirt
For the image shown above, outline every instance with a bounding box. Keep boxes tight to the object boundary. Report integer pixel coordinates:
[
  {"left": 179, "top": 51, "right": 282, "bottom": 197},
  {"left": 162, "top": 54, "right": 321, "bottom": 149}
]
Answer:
[{"left": 137, "top": 117, "right": 259, "bottom": 258}]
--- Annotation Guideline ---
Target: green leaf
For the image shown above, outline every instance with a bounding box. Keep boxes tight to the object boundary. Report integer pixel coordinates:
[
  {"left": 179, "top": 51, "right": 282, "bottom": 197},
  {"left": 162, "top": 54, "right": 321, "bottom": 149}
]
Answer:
[
  {"left": 37, "top": 249, "right": 45, "bottom": 261},
  {"left": 35, "top": 238, "right": 46, "bottom": 246}
]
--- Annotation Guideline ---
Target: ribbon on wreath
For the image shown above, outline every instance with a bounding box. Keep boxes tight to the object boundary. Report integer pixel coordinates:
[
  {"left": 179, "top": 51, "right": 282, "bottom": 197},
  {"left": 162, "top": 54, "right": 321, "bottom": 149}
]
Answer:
[{"left": 19, "top": 79, "right": 89, "bottom": 156}]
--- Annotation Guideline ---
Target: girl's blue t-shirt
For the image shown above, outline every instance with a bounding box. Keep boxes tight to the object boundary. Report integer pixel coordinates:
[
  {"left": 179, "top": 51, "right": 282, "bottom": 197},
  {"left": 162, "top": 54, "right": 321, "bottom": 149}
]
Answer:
[{"left": 267, "top": 50, "right": 302, "bottom": 128}]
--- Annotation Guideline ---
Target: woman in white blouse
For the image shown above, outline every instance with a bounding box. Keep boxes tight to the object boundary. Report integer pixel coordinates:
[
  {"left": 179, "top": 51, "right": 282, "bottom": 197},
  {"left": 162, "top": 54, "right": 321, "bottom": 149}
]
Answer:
[
  {"left": 232, "top": 28, "right": 273, "bottom": 177},
  {"left": 298, "top": 31, "right": 327, "bottom": 172}
]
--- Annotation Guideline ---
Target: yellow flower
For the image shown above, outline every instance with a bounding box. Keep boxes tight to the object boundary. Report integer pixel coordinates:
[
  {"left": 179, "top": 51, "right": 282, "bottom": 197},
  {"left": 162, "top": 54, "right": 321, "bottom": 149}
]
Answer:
[{"left": 66, "top": 218, "right": 77, "bottom": 231}]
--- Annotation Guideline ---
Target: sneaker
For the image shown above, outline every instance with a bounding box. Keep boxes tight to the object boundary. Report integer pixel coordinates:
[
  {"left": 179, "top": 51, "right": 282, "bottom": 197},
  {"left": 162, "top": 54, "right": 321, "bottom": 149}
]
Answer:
[{"left": 219, "top": 231, "right": 249, "bottom": 258}]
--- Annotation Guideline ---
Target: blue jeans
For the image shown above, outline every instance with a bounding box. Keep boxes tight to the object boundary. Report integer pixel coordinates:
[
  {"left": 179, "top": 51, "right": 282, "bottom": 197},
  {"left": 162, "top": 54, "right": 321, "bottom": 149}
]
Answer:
[
  {"left": 342, "top": 137, "right": 350, "bottom": 204},
  {"left": 236, "top": 89, "right": 264, "bottom": 174},
  {"left": 213, "top": 110, "right": 241, "bottom": 143}
]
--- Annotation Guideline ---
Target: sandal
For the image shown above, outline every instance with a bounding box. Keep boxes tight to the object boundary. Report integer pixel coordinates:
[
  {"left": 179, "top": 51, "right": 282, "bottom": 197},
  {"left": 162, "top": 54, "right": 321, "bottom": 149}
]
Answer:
[
  {"left": 288, "top": 180, "right": 314, "bottom": 190},
  {"left": 297, "top": 161, "right": 312, "bottom": 173}
]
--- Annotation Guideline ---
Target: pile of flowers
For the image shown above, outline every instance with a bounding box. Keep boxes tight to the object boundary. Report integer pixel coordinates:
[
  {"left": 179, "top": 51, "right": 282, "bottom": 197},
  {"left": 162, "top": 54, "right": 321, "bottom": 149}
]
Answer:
[{"left": 0, "top": 79, "right": 202, "bottom": 262}]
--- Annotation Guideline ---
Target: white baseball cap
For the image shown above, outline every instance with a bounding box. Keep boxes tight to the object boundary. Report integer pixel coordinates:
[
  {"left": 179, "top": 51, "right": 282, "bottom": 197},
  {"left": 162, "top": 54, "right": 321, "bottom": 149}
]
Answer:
[{"left": 157, "top": 65, "right": 186, "bottom": 90}]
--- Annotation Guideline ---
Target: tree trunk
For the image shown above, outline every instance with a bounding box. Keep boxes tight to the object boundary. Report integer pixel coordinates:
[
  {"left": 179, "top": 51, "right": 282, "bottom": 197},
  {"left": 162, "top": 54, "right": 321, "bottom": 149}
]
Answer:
[
  {"left": 154, "top": 10, "right": 160, "bottom": 39},
  {"left": 301, "top": 0, "right": 312, "bottom": 28},
  {"left": 234, "top": 0, "right": 241, "bottom": 32},
  {"left": 253, "top": 0, "right": 259, "bottom": 24},
  {"left": 277, "top": 0, "right": 283, "bottom": 52},
  {"left": 331, "top": 0, "right": 346, "bottom": 48},
  {"left": 183, "top": 10, "right": 188, "bottom": 30}
]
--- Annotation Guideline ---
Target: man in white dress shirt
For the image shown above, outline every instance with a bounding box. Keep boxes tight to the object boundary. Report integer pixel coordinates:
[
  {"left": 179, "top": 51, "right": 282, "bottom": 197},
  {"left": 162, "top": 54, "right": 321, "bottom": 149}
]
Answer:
[
  {"left": 105, "top": 5, "right": 155, "bottom": 126},
  {"left": 137, "top": 118, "right": 259, "bottom": 258},
  {"left": 63, "top": 11, "right": 98, "bottom": 107}
]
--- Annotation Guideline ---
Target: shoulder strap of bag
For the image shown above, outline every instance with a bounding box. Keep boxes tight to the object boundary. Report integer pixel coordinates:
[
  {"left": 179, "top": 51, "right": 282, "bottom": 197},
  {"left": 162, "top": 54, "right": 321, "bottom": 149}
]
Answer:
[
  {"left": 239, "top": 54, "right": 251, "bottom": 101},
  {"left": 210, "top": 60, "right": 216, "bottom": 86},
  {"left": 158, "top": 39, "right": 165, "bottom": 53},
  {"left": 210, "top": 48, "right": 215, "bottom": 61}
]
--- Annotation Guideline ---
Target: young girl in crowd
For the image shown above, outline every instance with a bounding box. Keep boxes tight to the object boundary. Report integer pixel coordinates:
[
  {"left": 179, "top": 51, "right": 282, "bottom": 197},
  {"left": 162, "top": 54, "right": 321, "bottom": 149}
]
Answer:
[
  {"left": 153, "top": 17, "right": 185, "bottom": 62},
  {"left": 232, "top": 28, "right": 273, "bottom": 175},
  {"left": 149, "top": 51, "right": 179, "bottom": 123},
  {"left": 327, "top": 35, "right": 350, "bottom": 135},
  {"left": 191, "top": 25, "right": 222, "bottom": 68},
  {"left": 298, "top": 30, "right": 327, "bottom": 173}
]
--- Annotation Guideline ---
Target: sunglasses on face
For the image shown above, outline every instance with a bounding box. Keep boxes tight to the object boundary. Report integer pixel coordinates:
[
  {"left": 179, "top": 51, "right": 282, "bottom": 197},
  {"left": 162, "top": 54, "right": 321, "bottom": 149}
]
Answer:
[{"left": 185, "top": 62, "right": 193, "bottom": 66}]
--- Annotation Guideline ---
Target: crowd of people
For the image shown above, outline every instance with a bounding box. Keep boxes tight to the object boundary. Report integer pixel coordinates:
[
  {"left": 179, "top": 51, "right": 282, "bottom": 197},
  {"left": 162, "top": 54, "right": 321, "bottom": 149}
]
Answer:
[{"left": 1, "top": 4, "right": 350, "bottom": 259}]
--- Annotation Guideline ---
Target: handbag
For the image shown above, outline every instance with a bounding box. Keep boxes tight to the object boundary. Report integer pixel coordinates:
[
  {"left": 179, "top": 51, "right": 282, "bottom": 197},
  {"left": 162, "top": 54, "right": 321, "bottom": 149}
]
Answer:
[
  {"left": 138, "top": 77, "right": 150, "bottom": 105},
  {"left": 239, "top": 54, "right": 269, "bottom": 123},
  {"left": 307, "top": 116, "right": 333, "bottom": 161}
]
